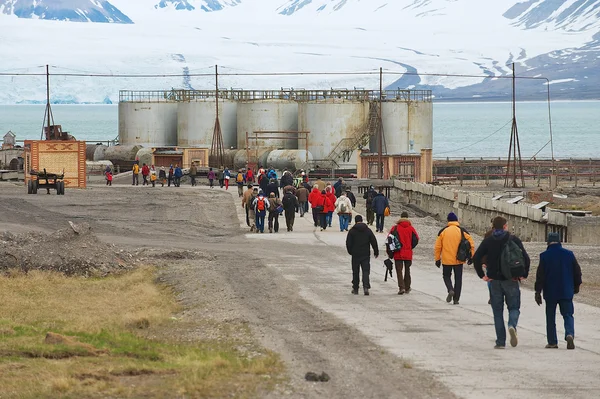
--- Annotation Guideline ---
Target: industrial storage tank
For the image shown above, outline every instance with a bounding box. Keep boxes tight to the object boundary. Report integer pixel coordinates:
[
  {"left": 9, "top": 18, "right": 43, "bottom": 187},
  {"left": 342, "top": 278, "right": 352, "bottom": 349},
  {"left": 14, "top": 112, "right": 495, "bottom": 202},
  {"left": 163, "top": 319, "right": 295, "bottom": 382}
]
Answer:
[
  {"left": 92, "top": 145, "right": 108, "bottom": 162},
  {"left": 298, "top": 99, "right": 369, "bottom": 165},
  {"left": 119, "top": 101, "right": 178, "bottom": 147},
  {"left": 135, "top": 147, "right": 154, "bottom": 167},
  {"left": 236, "top": 100, "right": 298, "bottom": 150},
  {"left": 407, "top": 101, "right": 433, "bottom": 152},
  {"left": 177, "top": 100, "right": 237, "bottom": 149},
  {"left": 103, "top": 145, "right": 143, "bottom": 164},
  {"left": 378, "top": 95, "right": 433, "bottom": 154},
  {"left": 266, "top": 150, "right": 313, "bottom": 171},
  {"left": 233, "top": 149, "right": 271, "bottom": 170}
]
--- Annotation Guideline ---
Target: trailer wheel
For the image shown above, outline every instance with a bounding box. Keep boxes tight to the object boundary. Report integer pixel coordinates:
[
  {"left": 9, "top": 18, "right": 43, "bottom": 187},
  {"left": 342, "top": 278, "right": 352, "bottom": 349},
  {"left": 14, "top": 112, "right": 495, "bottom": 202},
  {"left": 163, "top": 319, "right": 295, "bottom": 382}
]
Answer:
[
  {"left": 32, "top": 180, "right": 38, "bottom": 194},
  {"left": 58, "top": 181, "right": 65, "bottom": 195},
  {"left": 27, "top": 180, "right": 32, "bottom": 194}
]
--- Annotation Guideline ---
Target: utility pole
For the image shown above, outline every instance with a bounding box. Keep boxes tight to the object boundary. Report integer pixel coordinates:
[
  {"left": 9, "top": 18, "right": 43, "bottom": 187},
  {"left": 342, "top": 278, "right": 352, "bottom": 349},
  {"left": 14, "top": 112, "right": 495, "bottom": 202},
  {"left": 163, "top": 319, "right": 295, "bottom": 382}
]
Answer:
[
  {"left": 504, "top": 63, "right": 525, "bottom": 188},
  {"left": 378, "top": 67, "right": 383, "bottom": 179},
  {"left": 210, "top": 64, "right": 225, "bottom": 168},
  {"left": 41, "top": 64, "right": 54, "bottom": 140}
]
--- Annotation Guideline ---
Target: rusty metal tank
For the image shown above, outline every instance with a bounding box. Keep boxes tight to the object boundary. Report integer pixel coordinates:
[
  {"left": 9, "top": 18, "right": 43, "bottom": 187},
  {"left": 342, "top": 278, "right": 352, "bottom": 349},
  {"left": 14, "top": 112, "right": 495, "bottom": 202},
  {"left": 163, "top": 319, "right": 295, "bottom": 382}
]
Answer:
[
  {"left": 236, "top": 100, "right": 298, "bottom": 150},
  {"left": 266, "top": 150, "right": 313, "bottom": 171},
  {"left": 233, "top": 149, "right": 271, "bottom": 170},
  {"left": 298, "top": 99, "right": 369, "bottom": 162},
  {"left": 103, "top": 145, "right": 143, "bottom": 164},
  {"left": 119, "top": 102, "right": 178, "bottom": 147},
  {"left": 177, "top": 100, "right": 237, "bottom": 148}
]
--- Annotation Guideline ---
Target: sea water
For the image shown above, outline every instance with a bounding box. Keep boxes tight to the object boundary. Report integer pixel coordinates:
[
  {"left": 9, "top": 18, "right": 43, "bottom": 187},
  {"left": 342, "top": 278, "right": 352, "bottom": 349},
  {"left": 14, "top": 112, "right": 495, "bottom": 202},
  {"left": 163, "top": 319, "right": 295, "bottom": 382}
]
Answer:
[{"left": 0, "top": 102, "right": 598, "bottom": 159}]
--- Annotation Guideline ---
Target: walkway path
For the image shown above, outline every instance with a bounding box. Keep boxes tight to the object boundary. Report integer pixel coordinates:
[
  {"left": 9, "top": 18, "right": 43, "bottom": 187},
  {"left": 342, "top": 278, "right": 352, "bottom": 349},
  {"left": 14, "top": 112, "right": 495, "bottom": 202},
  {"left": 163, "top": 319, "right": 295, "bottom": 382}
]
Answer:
[{"left": 229, "top": 187, "right": 600, "bottom": 399}]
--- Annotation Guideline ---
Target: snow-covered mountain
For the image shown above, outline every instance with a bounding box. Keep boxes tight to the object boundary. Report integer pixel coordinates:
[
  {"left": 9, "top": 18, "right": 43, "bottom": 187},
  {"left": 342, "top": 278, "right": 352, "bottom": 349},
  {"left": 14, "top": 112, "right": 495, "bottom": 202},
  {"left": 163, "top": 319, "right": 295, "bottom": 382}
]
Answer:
[
  {"left": 0, "top": 0, "right": 598, "bottom": 104},
  {"left": 0, "top": 0, "right": 132, "bottom": 23}
]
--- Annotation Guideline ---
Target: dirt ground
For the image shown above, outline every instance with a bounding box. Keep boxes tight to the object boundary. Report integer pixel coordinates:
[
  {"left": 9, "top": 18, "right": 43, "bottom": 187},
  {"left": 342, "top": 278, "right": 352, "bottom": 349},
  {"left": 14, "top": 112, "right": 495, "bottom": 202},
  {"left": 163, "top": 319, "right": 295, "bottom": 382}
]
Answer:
[{"left": 0, "top": 182, "right": 456, "bottom": 399}]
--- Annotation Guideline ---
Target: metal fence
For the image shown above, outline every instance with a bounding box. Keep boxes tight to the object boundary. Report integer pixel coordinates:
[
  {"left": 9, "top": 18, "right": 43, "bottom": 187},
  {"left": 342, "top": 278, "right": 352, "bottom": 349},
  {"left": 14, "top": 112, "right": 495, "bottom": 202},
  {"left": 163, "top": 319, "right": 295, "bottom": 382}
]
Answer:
[{"left": 118, "top": 89, "right": 433, "bottom": 103}]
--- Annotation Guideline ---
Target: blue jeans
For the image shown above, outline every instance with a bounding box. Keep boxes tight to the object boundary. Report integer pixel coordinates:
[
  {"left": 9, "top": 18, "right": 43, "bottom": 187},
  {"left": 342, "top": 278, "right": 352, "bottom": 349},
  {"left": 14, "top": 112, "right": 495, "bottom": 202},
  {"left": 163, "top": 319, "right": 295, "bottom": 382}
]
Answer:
[
  {"left": 376, "top": 214, "right": 385, "bottom": 232},
  {"left": 256, "top": 211, "right": 266, "bottom": 233},
  {"left": 326, "top": 211, "right": 333, "bottom": 227},
  {"left": 545, "top": 299, "right": 575, "bottom": 345},
  {"left": 338, "top": 214, "right": 350, "bottom": 231},
  {"left": 490, "top": 280, "right": 521, "bottom": 346}
]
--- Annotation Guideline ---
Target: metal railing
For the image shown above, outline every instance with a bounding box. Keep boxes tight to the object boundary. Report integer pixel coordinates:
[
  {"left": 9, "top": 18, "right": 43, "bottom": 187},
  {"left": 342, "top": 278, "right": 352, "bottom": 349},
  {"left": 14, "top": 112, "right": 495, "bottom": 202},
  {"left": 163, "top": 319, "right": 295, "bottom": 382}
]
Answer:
[{"left": 118, "top": 89, "right": 433, "bottom": 103}]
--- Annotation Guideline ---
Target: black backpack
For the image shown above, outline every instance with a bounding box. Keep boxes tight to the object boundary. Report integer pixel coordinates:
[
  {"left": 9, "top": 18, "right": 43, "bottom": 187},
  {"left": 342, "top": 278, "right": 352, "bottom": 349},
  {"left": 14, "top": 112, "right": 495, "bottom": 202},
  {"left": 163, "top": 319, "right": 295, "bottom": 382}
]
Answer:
[
  {"left": 456, "top": 228, "right": 472, "bottom": 263},
  {"left": 500, "top": 236, "right": 526, "bottom": 279}
]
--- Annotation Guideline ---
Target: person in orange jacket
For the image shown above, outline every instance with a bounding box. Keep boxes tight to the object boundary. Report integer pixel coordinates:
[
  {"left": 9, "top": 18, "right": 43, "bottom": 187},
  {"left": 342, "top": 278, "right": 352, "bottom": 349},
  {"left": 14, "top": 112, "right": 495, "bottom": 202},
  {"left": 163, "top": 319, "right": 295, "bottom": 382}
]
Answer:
[{"left": 434, "top": 212, "right": 475, "bottom": 305}]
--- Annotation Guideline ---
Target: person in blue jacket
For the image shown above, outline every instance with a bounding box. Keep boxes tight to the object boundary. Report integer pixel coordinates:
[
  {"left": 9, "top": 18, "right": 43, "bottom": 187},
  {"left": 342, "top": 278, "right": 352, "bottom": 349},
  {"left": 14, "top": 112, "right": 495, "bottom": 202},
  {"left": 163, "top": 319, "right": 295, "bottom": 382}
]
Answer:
[
  {"left": 173, "top": 164, "right": 183, "bottom": 187},
  {"left": 534, "top": 232, "right": 582, "bottom": 350}
]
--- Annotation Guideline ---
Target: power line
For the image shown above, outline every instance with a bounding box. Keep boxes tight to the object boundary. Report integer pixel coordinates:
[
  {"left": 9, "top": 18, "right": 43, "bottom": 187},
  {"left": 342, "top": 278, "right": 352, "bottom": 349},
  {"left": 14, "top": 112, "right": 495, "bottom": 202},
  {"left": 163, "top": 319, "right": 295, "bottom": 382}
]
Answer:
[{"left": 436, "top": 119, "right": 513, "bottom": 155}]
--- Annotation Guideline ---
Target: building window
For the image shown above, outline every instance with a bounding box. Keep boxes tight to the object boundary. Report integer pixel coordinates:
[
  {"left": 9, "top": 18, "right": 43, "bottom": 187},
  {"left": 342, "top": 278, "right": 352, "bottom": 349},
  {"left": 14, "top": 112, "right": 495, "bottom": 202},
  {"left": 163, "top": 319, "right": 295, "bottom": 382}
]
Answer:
[
  {"left": 397, "top": 161, "right": 415, "bottom": 181},
  {"left": 368, "top": 161, "right": 383, "bottom": 179}
]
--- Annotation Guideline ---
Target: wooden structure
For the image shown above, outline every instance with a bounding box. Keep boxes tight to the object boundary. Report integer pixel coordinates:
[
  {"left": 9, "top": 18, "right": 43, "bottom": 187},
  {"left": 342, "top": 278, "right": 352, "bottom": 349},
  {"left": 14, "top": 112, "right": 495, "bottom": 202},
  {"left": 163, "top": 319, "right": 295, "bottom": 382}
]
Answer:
[
  {"left": 24, "top": 140, "right": 86, "bottom": 188},
  {"left": 358, "top": 148, "right": 433, "bottom": 183},
  {"left": 152, "top": 147, "right": 210, "bottom": 168}
]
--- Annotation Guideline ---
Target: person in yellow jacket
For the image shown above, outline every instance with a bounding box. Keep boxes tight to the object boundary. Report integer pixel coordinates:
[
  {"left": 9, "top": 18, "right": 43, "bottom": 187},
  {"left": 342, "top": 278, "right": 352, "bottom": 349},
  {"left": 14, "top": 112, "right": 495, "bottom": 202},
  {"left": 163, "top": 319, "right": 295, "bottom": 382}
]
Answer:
[
  {"left": 132, "top": 161, "right": 140, "bottom": 186},
  {"left": 434, "top": 212, "right": 475, "bottom": 305}
]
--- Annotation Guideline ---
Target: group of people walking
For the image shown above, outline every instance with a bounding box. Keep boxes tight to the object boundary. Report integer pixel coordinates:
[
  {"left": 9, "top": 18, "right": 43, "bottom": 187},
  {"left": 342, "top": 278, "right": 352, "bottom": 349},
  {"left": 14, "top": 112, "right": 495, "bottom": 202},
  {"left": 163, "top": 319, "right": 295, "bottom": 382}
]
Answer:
[{"left": 347, "top": 209, "right": 583, "bottom": 350}]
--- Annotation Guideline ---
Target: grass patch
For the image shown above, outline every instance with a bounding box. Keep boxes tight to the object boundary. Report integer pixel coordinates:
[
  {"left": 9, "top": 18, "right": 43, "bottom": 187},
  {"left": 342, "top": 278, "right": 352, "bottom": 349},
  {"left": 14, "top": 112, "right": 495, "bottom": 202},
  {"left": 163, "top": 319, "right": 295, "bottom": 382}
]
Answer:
[{"left": 0, "top": 267, "right": 283, "bottom": 398}]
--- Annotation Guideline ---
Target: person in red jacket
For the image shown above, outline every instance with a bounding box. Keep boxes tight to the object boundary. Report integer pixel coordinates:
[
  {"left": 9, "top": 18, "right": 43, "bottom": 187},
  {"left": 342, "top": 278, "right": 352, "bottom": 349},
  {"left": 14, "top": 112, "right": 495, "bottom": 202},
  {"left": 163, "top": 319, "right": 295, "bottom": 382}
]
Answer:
[
  {"left": 388, "top": 211, "right": 419, "bottom": 295},
  {"left": 141, "top": 163, "right": 150, "bottom": 186},
  {"left": 318, "top": 190, "right": 334, "bottom": 231},
  {"left": 325, "top": 186, "right": 337, "bottom": 228},
  {"left": 308, "top": 186, "right": 322, "bottom": 227}
]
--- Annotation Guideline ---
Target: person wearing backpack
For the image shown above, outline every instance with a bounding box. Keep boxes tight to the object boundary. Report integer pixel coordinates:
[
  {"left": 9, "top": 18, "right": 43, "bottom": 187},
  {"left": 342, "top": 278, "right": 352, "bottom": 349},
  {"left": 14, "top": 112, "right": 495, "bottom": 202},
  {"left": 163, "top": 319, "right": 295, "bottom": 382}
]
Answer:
[
  {"left": 472, "top": 216, "right": 530, "bottom": 349},
  {"left": 253, "top": 190, "right": 269, "bottom": 233},
  {"left": 236, "top": 170, "right": 245, "bottom": 197},
  {"left": 363, "top": 185, "right": 376, "bottom": 226},
  {"left": 334, "top": 192, "right": 353, "bottom": 232},
  {"left": 388, "top": 211, "right": 419, "bottom": 295},
  {"left": 282, "top": 189, "right": 299, "bottom": 232},
  {"left": 534, "top": 232, "right": 582, "bottom": 350},
  {"left": 267, "top": 192, "right": 282, "bottom": 233},
  {"left": 434, "top": 212, "right": 475, "bottom": 305}
]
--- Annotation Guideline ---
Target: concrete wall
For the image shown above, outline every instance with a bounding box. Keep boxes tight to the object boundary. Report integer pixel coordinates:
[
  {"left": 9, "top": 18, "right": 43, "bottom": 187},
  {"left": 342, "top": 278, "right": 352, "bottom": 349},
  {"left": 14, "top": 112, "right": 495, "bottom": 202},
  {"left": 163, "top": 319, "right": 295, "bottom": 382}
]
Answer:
[
  {"left": 566, "top": 215, "right": 600, "bottom": 245},
  {"left": 390, "top": 180, "right": 599, "bottom": 244}
]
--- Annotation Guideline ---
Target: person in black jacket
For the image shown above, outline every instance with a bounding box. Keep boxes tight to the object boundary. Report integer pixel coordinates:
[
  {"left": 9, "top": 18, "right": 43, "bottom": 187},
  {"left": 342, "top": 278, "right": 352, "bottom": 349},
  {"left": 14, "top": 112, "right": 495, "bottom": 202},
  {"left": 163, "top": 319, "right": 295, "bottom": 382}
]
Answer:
[
  {"left": 265, "top": 178, "right": 279, "bottom": 199},
  {"left": 473, "top": 216, "right": 531, "bottom": 349},
  {"left": 346, "top": 215, "right": 379, "bottom": 296}
]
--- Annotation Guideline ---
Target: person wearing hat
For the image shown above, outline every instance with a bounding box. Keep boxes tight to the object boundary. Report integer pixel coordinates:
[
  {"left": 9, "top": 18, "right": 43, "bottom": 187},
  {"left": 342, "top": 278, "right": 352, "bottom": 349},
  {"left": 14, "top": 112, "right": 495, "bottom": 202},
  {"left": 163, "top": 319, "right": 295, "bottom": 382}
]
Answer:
[
  {"left": 434, "top": 212, "right": 475, "bottom": 305},
  {"left": 472, "top": 216, "right": 530, "bottom": 349},
  {"left": 534, "top": 232, "right": 582, "bottom": 349},
  {"left": 346, "top": 215, "right": 379, "bottom": 296}
]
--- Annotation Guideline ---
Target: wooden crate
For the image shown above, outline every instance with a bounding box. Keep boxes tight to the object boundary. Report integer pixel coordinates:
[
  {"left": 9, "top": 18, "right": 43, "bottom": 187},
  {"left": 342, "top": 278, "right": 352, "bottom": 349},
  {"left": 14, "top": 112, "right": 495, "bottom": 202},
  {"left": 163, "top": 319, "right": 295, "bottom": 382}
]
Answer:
[{"left": 24, "top": 140, "right": 86, "bottom": 188}]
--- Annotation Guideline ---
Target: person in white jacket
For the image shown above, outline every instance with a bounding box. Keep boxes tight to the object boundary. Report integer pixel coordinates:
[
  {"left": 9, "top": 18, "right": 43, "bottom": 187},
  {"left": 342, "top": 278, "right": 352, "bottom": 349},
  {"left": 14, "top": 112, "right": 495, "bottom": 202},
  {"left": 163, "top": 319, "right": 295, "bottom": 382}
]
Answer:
[{"left": 334, "top": 192, "right": 353, "bottom": 232}]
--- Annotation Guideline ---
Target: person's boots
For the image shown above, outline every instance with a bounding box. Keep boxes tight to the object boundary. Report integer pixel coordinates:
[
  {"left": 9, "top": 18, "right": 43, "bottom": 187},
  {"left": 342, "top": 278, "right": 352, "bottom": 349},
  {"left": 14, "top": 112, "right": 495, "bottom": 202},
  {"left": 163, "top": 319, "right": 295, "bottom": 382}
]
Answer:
[
  {"left": 351, "top": 288, "right": 358, "bottom": 295},
  {"left": 364, "top": 288, "right": 370, "bottom": 296}
]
